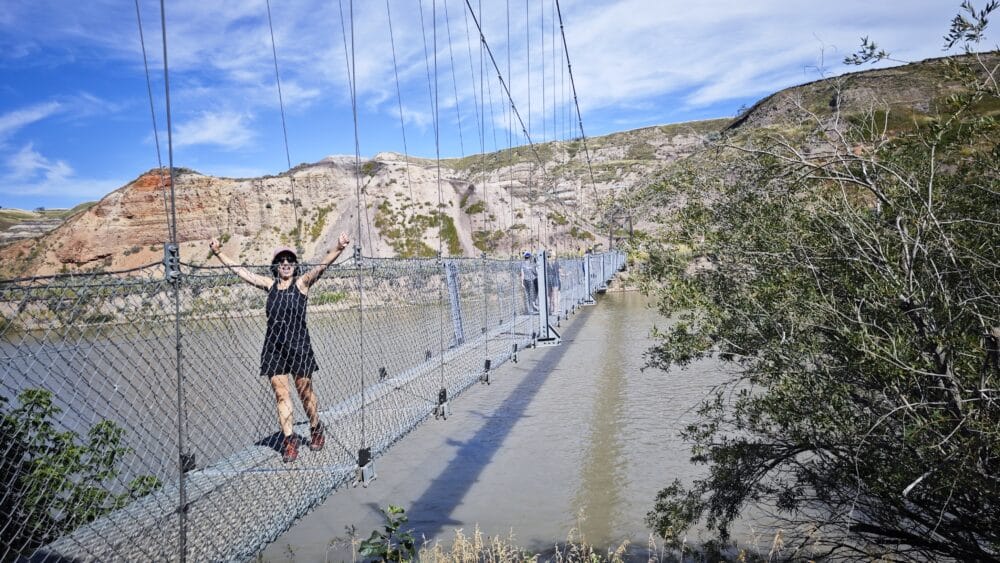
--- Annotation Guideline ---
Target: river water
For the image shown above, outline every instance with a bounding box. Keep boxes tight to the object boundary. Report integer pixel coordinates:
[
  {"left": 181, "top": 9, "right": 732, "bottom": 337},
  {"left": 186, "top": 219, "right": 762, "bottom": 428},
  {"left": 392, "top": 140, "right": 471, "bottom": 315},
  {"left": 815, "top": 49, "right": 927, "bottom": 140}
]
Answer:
[{"left": 262, "top": 291, "right": 742, "bottom": 561}]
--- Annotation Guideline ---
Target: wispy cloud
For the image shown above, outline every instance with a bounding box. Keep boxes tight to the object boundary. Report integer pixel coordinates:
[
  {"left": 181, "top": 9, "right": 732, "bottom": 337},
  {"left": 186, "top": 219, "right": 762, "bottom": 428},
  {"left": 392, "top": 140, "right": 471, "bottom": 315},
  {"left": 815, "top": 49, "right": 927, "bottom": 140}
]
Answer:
[
  {"left": 174, "top": 111, "right": 255, "bottom": 149},
  {"left": 5, "top": 143, "right": 71, "bottom": 182},
  {"left": 0, "top": 0, "right": 977, "bottom": 208},
  {"left": 0, "top": 102, "right": 62, "bottom": 142},
  {"left": 0, "top": 143, "right": 117, "bottom": 202}
]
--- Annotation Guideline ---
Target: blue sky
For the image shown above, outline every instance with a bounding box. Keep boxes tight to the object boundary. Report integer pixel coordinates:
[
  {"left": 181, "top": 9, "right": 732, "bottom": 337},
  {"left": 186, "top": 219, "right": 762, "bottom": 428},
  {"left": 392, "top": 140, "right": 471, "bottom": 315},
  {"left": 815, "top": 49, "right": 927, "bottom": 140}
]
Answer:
[{"left": 0, "top": 0, "right": 974, "bottom": 210}]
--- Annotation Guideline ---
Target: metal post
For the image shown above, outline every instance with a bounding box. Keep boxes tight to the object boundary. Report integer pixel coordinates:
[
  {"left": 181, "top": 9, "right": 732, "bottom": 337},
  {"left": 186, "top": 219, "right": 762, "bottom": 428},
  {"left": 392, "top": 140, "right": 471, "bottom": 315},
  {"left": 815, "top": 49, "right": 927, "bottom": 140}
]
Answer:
[
  {"left": 599, "top": 252, "right": 607, "bottom": 291},
  {"left": 163, "top": 241, "right": 189, "bottom": 562},
  {"left": 582, "top": 252, "right": 595, "bottom": 305},
  {"left": 535, "top": 250, "right": 560, "bottom": 346},
  {"left": 444, "top": 261, "right": 464, "bottom": 348},
  {"left": 536, "top": 250, "right": 549, "bottom": 335}
]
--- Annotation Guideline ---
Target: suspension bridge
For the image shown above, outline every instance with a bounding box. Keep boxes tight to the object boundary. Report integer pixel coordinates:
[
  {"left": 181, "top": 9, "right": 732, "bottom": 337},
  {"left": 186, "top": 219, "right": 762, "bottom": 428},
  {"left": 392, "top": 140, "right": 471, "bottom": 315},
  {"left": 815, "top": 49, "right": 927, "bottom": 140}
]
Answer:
[{"left": 1, "top": 0, "right": 630, "bottom": 561}]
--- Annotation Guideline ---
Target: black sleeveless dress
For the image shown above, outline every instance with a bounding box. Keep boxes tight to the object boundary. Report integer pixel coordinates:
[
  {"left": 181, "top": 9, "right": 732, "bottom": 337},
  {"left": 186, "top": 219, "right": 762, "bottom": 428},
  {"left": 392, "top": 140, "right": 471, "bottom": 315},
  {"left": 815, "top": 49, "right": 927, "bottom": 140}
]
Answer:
[{"left": 260, "top": 278, "right": 319, "bottom": 377}]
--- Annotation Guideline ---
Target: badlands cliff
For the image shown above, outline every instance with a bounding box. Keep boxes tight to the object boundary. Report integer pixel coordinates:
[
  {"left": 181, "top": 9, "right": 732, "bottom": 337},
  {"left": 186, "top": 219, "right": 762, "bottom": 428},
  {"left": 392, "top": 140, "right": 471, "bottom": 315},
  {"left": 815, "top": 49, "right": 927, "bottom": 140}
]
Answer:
[{"left": 0, "top": 122, "right": 719, "bottom": 278}]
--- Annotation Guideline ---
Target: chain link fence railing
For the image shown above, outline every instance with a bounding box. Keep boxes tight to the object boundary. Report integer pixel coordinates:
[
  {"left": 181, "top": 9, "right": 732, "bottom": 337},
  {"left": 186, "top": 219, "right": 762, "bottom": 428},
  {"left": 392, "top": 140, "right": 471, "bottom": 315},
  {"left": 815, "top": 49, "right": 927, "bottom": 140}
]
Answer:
[{"left": 1, "top": 250, "right": 625, "bottom": 562}]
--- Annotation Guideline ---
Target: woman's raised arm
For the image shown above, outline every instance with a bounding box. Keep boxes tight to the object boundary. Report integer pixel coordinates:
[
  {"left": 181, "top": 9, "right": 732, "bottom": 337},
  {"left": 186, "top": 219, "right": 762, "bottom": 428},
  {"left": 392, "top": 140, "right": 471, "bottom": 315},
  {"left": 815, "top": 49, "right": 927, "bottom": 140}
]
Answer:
[
  {"left": 209, "top": 239, "right": 273, "bottom": 290},
  {"left": 299, "top": 232, "right": 351, "bottom": 289}
]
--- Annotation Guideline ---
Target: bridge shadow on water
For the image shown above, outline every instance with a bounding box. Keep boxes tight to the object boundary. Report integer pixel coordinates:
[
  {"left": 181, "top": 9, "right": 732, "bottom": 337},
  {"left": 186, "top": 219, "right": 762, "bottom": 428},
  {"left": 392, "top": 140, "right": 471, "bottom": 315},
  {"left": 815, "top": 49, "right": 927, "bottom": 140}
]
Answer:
[{"left": 403, "top": 305, "right": 595, "bottom": 541}]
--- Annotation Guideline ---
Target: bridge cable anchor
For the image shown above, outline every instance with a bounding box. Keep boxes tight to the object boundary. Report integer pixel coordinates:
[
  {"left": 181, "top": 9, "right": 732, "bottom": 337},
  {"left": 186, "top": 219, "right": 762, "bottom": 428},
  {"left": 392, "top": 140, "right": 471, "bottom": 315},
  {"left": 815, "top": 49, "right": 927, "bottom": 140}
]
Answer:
[
  {"left": 434, "top": 388, "right": 451, "bottom": 420},
  {"left": 480, "top": 359, "right": 491, "bottom": 385},
  {"left": 163, "top": 242, "right": 181, "bottom": 284},
  {"left": 356, "top": 447, "right": 376, "bottom": 487}
]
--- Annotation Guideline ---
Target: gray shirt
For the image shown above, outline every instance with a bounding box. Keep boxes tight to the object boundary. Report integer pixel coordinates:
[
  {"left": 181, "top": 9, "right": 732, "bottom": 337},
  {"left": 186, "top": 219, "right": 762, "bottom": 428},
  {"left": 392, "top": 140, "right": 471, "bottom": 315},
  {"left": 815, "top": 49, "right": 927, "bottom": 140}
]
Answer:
[{"left": 521, "top": 259, "right": 537, "bottom": 281}]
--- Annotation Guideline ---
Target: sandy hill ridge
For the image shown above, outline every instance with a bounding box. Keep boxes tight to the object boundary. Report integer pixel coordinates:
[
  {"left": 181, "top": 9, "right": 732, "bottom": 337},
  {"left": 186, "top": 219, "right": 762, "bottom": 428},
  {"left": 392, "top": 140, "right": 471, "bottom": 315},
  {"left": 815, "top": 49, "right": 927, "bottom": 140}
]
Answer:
[{"left": 0, "top": 123, "right": 713, "bottom": 278}]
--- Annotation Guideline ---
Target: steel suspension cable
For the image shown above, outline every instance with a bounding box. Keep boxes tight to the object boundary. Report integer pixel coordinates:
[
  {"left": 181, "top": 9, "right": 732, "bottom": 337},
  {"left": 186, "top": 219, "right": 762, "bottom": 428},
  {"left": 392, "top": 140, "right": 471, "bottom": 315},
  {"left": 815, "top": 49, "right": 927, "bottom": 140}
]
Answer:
[
  {"left": 442, "top": 0, "right": 465, "bottom": 156},
  {"left": 265, "top": 0, "right": 301, "bottom": 252},
  {"left": 337, "top": 0, "right": 367, "bottom": 464},
  {"left": 476, "top": 0, "right": 489, "bottom": 359},
  {"left": 418, "top": 0, "right": 440, "bottom": 151},
  {"left": 540, "top": 0, "right": 545, "bottom": 143},
  {"left": 526, "top": 0, "right": 531, "bottom": 145},
  {"left": 525, "top": 0, "right": 536, "bottom": 249},
  {"left": 132, "top": 0, "right": 169, "bottom": 229},
  {"left": 156, "top": 0, "right": 187, "bottom": 560},
  {"left": 554, "top": 0, "right": 598, "bottom": 202},
  {"left": 266, "top": 0, "right": 292, "bottom": 172},
  {"left": 463, "top": 0, "right": 579, "bottom": 254},
  {"left": 551, "top": 0, "right": 556, "bottom": 148},
  {"left": 505, "top": 0, "right": 514, "bottom": 257},
  {"left": 461, "top": 0, "right": 544, "bottom": 171},
  {"left": 462, "top": 4, "right": 484, "bottom": 157},
  {"left": 384, "top": 0, "right": 416, "bottom": 205},
  {"left": 432, "top": 0, "right": 447, "bottom": 396}
]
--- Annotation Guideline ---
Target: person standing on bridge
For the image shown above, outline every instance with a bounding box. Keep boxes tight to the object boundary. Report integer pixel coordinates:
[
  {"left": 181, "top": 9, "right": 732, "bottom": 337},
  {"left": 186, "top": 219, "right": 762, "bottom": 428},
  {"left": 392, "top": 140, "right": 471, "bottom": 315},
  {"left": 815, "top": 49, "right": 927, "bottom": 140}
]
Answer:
[
  {"left": 546, "top": 254, "right": 561, "bottom": 315},
  {"left": 521, "top": 252, "right": 538, "bottom": 314},
  {"left": 209, "top": 232, "right": 351, "bottom": 463}
]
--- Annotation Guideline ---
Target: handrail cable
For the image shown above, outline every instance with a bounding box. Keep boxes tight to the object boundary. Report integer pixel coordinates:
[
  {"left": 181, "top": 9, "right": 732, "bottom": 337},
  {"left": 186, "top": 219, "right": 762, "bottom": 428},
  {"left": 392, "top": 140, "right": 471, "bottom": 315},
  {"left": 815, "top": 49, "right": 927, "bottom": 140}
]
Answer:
[{"left": 132, "top": 0, "right": 169, "bottom": 230}]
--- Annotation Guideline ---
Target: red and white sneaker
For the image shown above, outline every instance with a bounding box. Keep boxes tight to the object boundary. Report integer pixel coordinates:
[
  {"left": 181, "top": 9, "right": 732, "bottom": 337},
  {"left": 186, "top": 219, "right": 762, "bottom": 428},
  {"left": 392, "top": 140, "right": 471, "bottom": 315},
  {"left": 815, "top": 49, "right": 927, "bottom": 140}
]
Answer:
[
  {"left": 309, "top": 423, "right": 325, "bottom": 452},
  {"left": 282, "top": 435, "right": 299, "bottom": 463}
]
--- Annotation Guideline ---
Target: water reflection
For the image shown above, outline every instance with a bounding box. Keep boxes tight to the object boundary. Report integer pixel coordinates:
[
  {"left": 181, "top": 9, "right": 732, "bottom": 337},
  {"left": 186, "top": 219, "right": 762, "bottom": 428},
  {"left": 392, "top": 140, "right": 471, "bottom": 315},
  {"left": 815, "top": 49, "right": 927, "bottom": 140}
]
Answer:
[{"left": 572, "top": 301, "right": 626, "bottom": 546}]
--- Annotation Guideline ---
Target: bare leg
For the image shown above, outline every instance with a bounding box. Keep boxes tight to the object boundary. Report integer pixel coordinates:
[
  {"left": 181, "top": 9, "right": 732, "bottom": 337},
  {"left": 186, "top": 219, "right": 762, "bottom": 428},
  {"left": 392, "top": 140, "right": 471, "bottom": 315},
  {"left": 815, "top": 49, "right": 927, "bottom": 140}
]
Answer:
[
  {"left": 270, "top": 375, "right": 294, "bottom": 437},
  {"left": 295, "top": 375, "right": 320, "bottom": 429}
]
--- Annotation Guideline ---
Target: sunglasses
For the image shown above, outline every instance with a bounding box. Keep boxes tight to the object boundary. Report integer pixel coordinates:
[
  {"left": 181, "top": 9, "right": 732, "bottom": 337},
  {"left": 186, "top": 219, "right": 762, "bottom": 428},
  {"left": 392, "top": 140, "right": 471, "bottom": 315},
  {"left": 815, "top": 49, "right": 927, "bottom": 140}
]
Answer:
[{"left": 274, "top": 256, "right": 297, "bottom": 265}]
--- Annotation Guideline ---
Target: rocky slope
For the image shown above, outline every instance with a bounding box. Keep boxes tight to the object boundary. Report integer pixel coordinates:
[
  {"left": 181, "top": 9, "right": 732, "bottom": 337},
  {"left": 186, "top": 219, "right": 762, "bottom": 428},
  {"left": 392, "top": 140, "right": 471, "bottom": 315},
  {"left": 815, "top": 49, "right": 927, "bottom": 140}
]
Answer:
[{"left": 0, "top": 121, "right": 717, "bottom": 278}]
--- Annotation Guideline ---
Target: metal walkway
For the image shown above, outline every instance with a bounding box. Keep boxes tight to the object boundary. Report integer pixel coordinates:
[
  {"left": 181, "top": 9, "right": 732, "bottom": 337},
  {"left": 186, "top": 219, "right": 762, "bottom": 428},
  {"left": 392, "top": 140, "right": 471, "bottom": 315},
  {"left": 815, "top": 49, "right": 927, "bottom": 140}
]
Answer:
[{"left": 3, "top": 251, "right": 625, "bottom": 562}]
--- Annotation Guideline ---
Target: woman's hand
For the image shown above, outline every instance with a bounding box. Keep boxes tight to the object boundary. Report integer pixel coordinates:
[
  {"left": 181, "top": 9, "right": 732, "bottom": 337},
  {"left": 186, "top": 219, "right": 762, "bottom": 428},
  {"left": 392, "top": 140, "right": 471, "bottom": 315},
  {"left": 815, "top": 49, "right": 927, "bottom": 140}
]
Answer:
[
  {"left": 209, "top": 238, "right": 221, "bottom": 254},
  {"left": 336, "top": 232, "right": 351, "bottom": 251}
]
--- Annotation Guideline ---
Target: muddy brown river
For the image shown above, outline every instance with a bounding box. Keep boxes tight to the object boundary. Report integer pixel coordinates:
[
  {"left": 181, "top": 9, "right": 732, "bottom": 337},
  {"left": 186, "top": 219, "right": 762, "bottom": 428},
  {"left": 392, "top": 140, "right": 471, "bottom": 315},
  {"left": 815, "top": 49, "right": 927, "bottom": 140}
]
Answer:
[{"left": 261, "top": 290, "right": 750, "bottom": 561}]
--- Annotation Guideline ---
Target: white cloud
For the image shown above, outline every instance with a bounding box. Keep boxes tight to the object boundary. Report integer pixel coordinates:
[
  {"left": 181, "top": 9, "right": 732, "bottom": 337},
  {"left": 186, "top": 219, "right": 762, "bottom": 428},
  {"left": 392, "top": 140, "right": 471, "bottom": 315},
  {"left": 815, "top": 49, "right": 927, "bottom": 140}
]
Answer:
[
  {"left": 0, "top": 102, "right": 62, "bottom": 141},
  {"left": 0, "top": 143, "right": 117, "bottom": 200},
  {"left": 0, "top": 0, "right": 983, "bottom": 207},
  {"left": 174, "top": 111, "right": 255, "bottom": 149},
  {"left": 5, "top": 144, "right": 71, "bottom": 182}
]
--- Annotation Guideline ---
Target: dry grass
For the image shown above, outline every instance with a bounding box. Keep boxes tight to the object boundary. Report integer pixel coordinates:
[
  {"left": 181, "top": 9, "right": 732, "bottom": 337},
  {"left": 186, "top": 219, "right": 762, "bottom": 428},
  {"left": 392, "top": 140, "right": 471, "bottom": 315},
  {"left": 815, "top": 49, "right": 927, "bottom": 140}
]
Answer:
[
  {"left": 409, "top": 526, "right": 678, "bottom": 563},
  {"left": 316, "top": 522, "right": 796, "bottom": 563}
]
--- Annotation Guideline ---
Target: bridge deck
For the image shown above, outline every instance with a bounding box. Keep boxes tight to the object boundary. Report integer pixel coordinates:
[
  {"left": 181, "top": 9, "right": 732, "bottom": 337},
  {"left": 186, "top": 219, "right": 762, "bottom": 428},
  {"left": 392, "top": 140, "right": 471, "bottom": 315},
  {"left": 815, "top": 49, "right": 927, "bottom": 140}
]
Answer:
[{"left": 36, "top": 315, "right": 539, "bottom": 562}]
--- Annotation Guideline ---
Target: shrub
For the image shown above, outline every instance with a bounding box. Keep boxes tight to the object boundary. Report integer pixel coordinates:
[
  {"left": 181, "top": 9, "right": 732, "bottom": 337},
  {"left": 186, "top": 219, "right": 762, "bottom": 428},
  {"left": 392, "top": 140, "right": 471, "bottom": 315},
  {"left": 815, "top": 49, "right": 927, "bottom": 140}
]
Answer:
[{"left": 0, "top": 389, "right": 162, "bottom": 558}]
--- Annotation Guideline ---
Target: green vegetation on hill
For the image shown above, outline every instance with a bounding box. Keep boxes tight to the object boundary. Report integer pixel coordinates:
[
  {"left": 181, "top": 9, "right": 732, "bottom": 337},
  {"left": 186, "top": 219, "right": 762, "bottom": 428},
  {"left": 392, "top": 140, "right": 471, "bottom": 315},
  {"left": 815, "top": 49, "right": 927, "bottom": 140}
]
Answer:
[
  {"left": 375, "top": 199, "right": 463, "bottom": 257},
  {"left": 0, "top": 204, "right": 96, "bottom": 232}
]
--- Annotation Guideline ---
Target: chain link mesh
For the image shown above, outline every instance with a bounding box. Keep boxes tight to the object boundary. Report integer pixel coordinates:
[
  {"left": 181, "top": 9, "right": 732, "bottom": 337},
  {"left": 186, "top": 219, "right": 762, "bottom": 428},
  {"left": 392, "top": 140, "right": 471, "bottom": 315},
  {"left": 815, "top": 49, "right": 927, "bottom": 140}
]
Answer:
[{"left": 1, "top": 251, "right": 624, "bottom": 561}]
